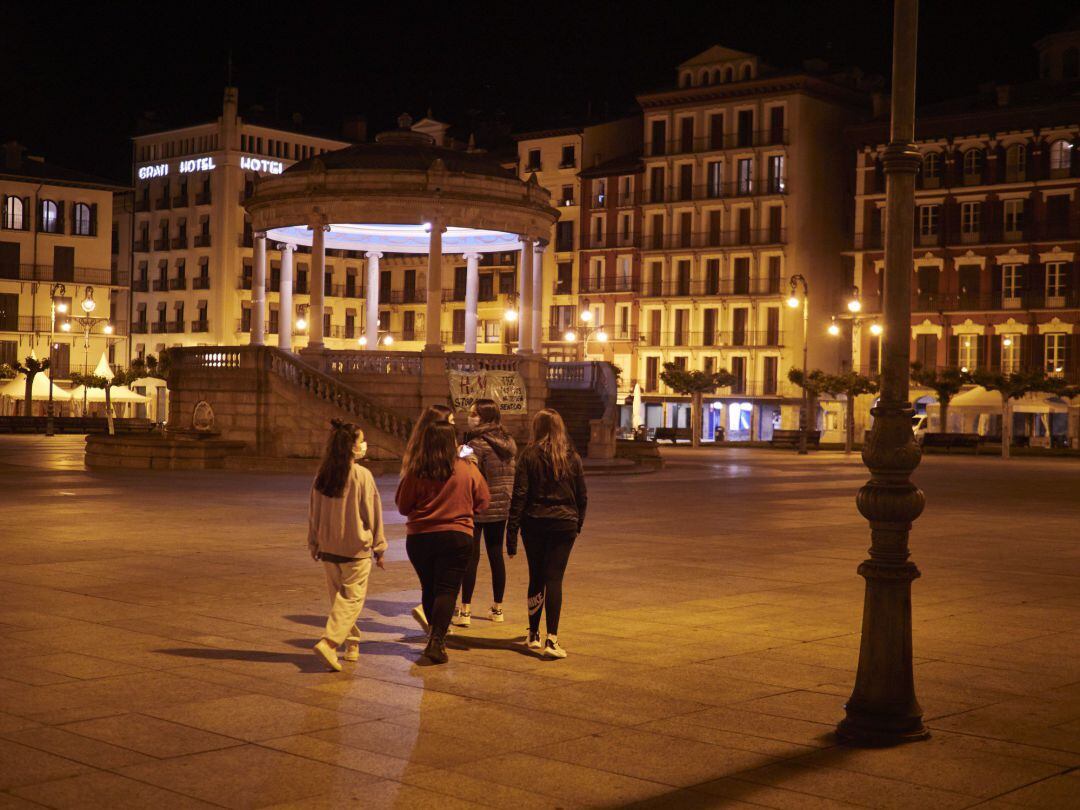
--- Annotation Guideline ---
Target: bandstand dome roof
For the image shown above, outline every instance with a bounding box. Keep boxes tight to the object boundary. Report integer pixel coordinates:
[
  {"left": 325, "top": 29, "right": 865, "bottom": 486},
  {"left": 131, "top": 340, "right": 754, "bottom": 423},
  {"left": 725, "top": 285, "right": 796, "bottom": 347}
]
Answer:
[{"left": 246, "top": 126, "right": 557, "bottom": 255}]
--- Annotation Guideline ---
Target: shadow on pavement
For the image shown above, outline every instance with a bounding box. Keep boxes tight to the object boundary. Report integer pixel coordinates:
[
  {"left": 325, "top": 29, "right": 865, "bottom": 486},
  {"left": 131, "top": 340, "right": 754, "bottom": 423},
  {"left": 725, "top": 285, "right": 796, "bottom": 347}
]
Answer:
[{"left": 156, "top": 647, "right": 325, "bottom": 673}]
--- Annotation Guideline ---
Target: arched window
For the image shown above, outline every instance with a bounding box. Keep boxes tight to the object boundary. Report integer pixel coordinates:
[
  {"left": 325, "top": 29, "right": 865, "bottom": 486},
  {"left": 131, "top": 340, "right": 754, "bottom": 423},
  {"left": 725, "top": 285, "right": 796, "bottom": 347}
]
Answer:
[
  {"left": 740, "top": 64, "right": 752, "bottom": 80},
  {"left": 963, "top": 148, "right": 983, "bottom": 180},
  {"left": 40, "top": 200, "right": 59, "bottom": 233},
  {"left": 922, "top": 152, "right": 941, "bottom": 179},
  {"left": 724, "top": 66, "right": 734, "bottom": 82},
  {"left": 1005, "top": 144, "right": 1026, "bottom": 179},
  {"left": 1050, "top": 139, "right": 1072, "bottom": 172},
  {"left": 2, "top": 196, "right": 24, "bottom": 230},
  {"left": 699, "top": 69, "right": 709, "bottom": 86},
  {"left": 73, "top": 203, "right": 93, "bottom": 236},
  {"left": 1064, "top": 46, "right": 1079, "bottom": 80},
  {"left": 711, "top": 69, "right": 720, "bottom": 84},
  {"left": 680, "top": 72, "right": 691, "bottom": 88}
]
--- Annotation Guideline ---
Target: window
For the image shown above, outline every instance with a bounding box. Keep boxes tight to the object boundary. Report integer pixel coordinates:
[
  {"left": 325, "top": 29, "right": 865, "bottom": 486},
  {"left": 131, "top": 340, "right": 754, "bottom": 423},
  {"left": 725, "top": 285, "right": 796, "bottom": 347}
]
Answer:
[
  {"left": 616, "top": 303, "right": 631, "bottom": 339},
  {"left": 1002, "top": 264, "right": 1023, "bottom": 303},
  {"left": 706, "top": 161, "right": 722, "bottom": 197},
  {"left": 1004, "top": 199, "right": 1025, "bottom": 235},
  {"left": 3, "top": 196, "right": 25, "bottom": 230},
  {"left": 763, "top": 356, "right": 779, "bottom": 395},
  {"left": 1049, "top": 140, "right": 1072, "bottom": 173},
  {"left": 731, "top": 307, "right": 748, "bottom": 345},
  {"left": 484, "top": 320, "right": 501, "bottom": 343},
  {"left": 556, "top": 262, "right": 573, "bottom": 294},
  {"left": 555, "top": 221, "right": 574, "bottom": 252},
  {"left": 561, "top": 185, "right": 574, "bottom": 205},
  {"left": 962, "top": 148, "right": 983, "bottom": 181},
  {"left": 767, "top": 156, "right": 785, "bottom": 193},
  {"left": 958, "top": 335, "right": 977, "bottom": 372},
  {"left": 702, "top": 308, "right": 718, "bottom": 346},
  {"left": 560, "top": 145, "right": 576, "bottom": 168},
  {"left": 39, "top": 200, "right": 60, "bottom": 233},
  {"left": 732, "top": 257, "right": 750, "bottom": 294},
  {"left": 708, "top": 113, "right": 724, "bottom": 150},
  {"left": 619, "top": 176, "right": 633, "bottom": 205},
  {"left": 526, "top": 149, "right": 541, "bottom": 172},
  {"left": 1046, "top": 333, "right": 1066, "bottom": 375},
  {"left": 737, "top": 158, "right": 753, "bottom": 195},
  {"left": 736, "top": 110, "right": 753, "bottom": 147},
  {"left": 768, "top": 106, "right": 784, "bottom": 144},
  {"left": 645, "top": 356, "right": 659, "bottom": 392},
  {"left": 1005, "top": 144, "right": 1026, "bottom": 179},
  {"left": 918, "top": 205, "right": 939, "bottom": 236},
  {"left": 649, "top": 120, "right": 667, "bottom": 156},
  {"left": 960, "top": 201, "right": 981, "bottom": 238},
  {"left": 1046, "top": 262, "right": 1067, "bottom": 300},
  {"left": 1001, "top": 334, "right": 1021, "bottom": 374},
  {"left": 73, "top": 203, "right": 94, "bottom": 236},
  {"left": 922, "top": 152, "right": 941, "bottom": 181}
]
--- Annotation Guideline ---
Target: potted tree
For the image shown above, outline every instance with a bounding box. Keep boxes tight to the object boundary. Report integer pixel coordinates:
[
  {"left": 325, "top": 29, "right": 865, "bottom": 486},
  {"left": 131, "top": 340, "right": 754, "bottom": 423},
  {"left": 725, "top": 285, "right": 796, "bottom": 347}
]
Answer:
[
  {"left": 825, "top": 371, "right": 880, "bottom": 455},
  {"left": 14, "top": 356, "right": 50, "bottom": 417},
  {"left": 910, "top": 363, "right": 968, "bottom": 435},
  {"left": 659, "top": 363, "right": 735, "bottom": 448}
]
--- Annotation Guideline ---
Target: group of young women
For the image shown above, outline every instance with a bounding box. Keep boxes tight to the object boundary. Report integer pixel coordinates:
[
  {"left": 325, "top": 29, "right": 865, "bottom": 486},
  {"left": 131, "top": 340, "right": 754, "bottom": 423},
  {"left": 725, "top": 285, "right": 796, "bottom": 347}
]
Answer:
[{"left": 306, "top": 401, "right": 587, "bottom": 670}]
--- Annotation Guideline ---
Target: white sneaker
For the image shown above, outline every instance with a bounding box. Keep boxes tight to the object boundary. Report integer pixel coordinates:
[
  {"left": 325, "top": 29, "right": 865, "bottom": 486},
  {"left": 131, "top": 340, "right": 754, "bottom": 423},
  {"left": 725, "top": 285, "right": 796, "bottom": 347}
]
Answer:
[
  {"left": 342, "top": 642, "right": 360, "bottom": 662},
  {"left": 488, "top": 606, "right": 505, "bottom": 623},
  {"left": 313, "top": 639, "right": 342, "bottom": 671},
  {"left": 526, "top": 629, "right": 542, "bottom": 651},
  {"left": 451, "top": 607, "right": 471, "bottom": 627},
  {"left": 544, "top": 638, "right": 567, "bottom": 659},
  {"left": 411, "top": 605, "right": 429, "bottom": 633}
]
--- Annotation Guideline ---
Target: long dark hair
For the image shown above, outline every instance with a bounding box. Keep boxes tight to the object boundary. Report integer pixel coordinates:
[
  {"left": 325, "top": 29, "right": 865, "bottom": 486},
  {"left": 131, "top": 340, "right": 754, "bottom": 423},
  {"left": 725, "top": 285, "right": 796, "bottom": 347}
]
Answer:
[
  {"left": 314, "top": 419, "right": 362, "bottom": 498},
  {"left": 530, "top": 408, "right": 576, "bottom": 480},
  {"left": 402, "top": 420, "right": 457, "bottom": 482},
  {"left": 473, "top": 398, "right": 500, "bottom": 425},
  {"left": 401, "top": 404, "right": 454, "bottom": 473}
]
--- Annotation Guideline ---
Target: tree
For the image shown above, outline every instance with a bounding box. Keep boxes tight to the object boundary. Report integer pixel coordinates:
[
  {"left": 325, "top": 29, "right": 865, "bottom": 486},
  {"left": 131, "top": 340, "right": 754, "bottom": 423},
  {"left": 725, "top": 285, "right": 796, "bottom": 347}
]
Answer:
[
  {"left": 13, "top": 356, "right": 50, "bottom": 417},
  {"left": 787, "top": 368, "right": 832, "bottom": 451},
  {"left": 824, "top": 371, "right": 880, "bottom": 455},
  {"left": 970, "top": 368, "right": 1057, "bottom": 459},
  {"left": 659, "top": 363, "right": 735, "bottom": 447},
  {"left": 910, "top": 363, "right": 968, "bottom": 434},
  {"left": 0, "top": 363, "right": 15, "bottom": 381},
  {"left": 70, "top": 367, "right": 142, "bottom": 436}
]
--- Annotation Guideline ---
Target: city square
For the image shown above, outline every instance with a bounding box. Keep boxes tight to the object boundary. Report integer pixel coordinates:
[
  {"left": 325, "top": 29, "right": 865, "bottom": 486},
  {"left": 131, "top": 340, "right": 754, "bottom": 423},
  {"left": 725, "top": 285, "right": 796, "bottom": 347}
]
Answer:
[{"left": 1, "top": 438, "right": 1079, "bottom": 808}]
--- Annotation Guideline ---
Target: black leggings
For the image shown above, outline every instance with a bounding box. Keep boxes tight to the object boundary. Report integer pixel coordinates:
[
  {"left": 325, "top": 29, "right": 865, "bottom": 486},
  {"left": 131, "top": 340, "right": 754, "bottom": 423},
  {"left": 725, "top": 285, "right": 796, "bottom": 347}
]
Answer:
[
  {"left": 460, "top": 520, "right": 507, "bottom": 605},
  {"left": 406, "top": 531, "right": 472, "bottom": 637},
  {"left": 522, "top": 519, "right": 577, "bottom": 636}
]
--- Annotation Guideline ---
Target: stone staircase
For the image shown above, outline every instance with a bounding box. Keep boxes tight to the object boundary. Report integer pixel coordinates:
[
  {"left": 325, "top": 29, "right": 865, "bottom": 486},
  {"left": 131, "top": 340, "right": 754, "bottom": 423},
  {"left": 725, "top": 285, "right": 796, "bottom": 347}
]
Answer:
[{"left": 545, "top": 362, "right": 619, "bottom": 457}]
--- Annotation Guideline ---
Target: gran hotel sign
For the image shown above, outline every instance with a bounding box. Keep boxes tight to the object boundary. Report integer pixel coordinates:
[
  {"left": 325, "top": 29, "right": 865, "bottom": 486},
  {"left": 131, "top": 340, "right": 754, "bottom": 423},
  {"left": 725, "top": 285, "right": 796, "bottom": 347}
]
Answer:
[{"left": 137, "top": 155, "right": 285, "bottom": 180}]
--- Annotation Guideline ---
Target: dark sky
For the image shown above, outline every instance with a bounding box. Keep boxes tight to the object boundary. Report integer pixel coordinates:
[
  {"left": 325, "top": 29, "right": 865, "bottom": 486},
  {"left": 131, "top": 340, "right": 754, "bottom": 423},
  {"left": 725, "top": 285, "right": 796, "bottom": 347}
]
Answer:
[{"left": 2, "top": 1, "right": 1070, "bottom": 182}]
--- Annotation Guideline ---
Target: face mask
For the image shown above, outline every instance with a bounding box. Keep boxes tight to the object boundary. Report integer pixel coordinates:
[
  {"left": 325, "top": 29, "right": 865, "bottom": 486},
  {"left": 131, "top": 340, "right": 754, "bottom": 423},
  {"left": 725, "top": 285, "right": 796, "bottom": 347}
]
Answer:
[
  {"left": 355, "top": 441, "right": 367, "bottom": 459},
  {"left": 467, "top": 415, "right": 480, "bottom": 428}
]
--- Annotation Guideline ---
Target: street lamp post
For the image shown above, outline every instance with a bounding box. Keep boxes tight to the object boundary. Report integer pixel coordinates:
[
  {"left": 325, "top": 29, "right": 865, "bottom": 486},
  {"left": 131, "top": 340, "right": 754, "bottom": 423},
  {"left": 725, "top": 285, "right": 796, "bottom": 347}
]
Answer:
[
  {"left": 787, "top": 274, "right": 810, "bottom": 454},
  {"left": 564, "top": 309, "right": 608, "bottom": 359},
  {"left": 67, "top": 287, "right": 115, "bottom": 414},
  {"left": 837, "top": 0, "right": 929, "bottom": 747},
  {"left": 46, "top": 283, "right": 67, "bottom": 436}
]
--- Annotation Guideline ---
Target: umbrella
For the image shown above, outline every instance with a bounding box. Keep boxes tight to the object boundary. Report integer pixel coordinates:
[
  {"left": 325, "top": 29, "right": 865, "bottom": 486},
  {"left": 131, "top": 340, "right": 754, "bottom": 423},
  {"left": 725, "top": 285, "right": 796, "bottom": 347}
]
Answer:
[{"left": 632, "top": 383, "right": 644, "bottom": 428}]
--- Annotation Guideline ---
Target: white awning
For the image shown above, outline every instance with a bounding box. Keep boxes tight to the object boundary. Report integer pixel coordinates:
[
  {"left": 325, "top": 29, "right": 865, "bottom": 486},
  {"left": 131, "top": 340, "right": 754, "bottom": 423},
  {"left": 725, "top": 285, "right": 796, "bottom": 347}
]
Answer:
[{"left": 0, "top": 373, "right": 72, "bottom": 401}]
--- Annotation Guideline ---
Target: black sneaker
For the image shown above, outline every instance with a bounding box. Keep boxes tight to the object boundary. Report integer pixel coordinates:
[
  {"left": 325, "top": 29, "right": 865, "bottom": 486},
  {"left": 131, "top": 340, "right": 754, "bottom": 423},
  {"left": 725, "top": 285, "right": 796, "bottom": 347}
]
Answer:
[
  {"left": 422, "top": 632, "right": 448, "bottom": 665},
  {"left": 526, "top": 629, "right": 542, "bottom": 651}
]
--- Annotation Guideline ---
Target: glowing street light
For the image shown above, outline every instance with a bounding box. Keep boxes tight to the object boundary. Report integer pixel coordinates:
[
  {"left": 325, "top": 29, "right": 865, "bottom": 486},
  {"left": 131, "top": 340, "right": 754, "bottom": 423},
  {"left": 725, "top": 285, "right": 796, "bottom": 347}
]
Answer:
[
  {"left": 80, "top": 287, "right": 97, "bottom": 314},
  {"left": 564, "top": 330, "right": 577, "bottom": 343},
  {"left": 869, "top": 322, "right": 883, "bottom": 336},
  {"left": 828, "top": 319, "right": 842, "bottom": 337},
  {"left": 503, "top": 307, "right": 518, "bottom": 323},
  {"left": 60, "top": 322, "right": 71, "bottom": 332}
]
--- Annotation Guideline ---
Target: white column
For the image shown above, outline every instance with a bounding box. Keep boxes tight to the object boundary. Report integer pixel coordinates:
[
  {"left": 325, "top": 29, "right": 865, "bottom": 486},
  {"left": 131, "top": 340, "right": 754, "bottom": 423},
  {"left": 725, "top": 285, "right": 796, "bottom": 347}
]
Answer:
[
  {"left": 425, "top": 221, "right": 444, "bottom": 351},
  {"left": 278, "top": 242, "right": 295, "bottom": 352},
  {"left": 308, "top": 224, "right": 326, "bottom": 350},
  {"left": 518, "top": 237, "right": 534, "bottom": 354},
  {"left": 463, "top": 252, "right": 481, "bottom": 354},
  {"left": 532, "top": 241, "right": 545, "bottom": 352},
  {"left": 251, "top": 232, "right": 266, "bottom": 346},
  {"left": 365, "top": 251, "right": 382, "bottom": 350}
]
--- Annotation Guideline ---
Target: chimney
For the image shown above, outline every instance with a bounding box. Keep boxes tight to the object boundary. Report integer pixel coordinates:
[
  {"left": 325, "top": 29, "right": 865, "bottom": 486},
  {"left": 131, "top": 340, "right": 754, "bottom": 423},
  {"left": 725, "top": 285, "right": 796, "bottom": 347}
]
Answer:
[
  {"left": 871, "top": 92, "right": 890, "bottom": 118},
  {"left": 342, "top": 116, "right": 367, "bottom": 143},
  {"left": 3, "top": 141, "right": 25, "bottom": 169},
  {"left": 996, "top": 84, "right": 1011, "bottom": 107}
]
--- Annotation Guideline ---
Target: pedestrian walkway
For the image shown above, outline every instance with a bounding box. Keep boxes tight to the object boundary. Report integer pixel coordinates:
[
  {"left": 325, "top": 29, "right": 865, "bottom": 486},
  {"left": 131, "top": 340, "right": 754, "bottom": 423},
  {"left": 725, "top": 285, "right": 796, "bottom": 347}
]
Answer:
[{"left": 1, "top": 438, "right": 1078, "bottom": 808}]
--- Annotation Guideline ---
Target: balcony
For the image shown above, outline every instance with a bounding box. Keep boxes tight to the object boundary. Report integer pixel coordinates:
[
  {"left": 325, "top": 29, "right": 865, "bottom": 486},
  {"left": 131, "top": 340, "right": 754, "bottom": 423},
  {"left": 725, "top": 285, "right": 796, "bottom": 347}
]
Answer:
[
  {"left": 389, "top": 289, "right": 426, "bottom": 304},
  {"left": 192, "top": 276, "right": 210, "bottom": 290},
  {"left": 151, "top": 322, "right": 168, "bottom": 334},
  {"left": 190, "top": 319, "right": 209, "bottom": 333},
  {"left": 131, "top": 321, "right": 148, "bottom": 334},
  {"left": 152, "top": 279, "right": 168, "bottom": 291},
  {"left": 644, "top": 129, "right": 790, "bottom": 157},
  {"left": 172, "top": 194, "right": 188, "bottom": 207},
  {"left": 642, "top": 229, "right": 787, "bottom": 251},
  {"left": 167, "top": 320, "right": 186, "bottom": 333},
  {"left": 643, "top": 180, "right": 788, "bottom": 205},
  {"left": 169, "top": 278, "right": 187, "bottom": 290},
  {"left": 194, "top": 234, "right": 212, "bottom": 247},
  {"left": 133, "top": 240, "right": 150, "bottom": 253},
  {"left": 135, "top": 197, "right": 151, "bottom": 213},
  {"left": 195, "top": 191, "right": 211, "bottom": 205},
  {"left": 0, "top": 264, "right": 121, "bottom": 286},
  {"left": 132, "top": 279, "right": 149, "bottom": 292},
  {"left": 155, "top": 197, "right": 171, "bottom": 210},
  {"left": 171, "top": 236, "right": 188, "bottom": 249},
  {"left": 153, "top": 238, "right": 169, "bottom": 251},
  {"left": 639, "top": 277, "right": 782, "bottom": 297},
  {"left": 578, "top": 276, "right": 639, "bottom": 294}
]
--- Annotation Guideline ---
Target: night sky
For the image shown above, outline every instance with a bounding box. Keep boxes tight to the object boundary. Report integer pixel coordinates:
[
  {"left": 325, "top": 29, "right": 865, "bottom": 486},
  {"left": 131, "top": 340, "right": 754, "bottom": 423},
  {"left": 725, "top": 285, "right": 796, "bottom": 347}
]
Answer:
[{"left": 3, "top": 1, "right": 1070, "bottom": 183}]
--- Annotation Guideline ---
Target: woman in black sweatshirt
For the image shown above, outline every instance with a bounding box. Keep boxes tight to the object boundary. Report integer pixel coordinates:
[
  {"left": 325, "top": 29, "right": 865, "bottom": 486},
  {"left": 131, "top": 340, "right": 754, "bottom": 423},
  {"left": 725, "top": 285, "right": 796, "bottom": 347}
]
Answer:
[{"left": 506, "top": 408, "right": 587, "bottom": 659}]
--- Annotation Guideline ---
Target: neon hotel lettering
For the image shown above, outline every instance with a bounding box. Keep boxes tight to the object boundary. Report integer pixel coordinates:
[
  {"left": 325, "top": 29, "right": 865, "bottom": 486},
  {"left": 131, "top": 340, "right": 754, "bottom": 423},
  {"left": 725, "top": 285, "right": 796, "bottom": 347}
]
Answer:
[{"left": 137, "top": 155, "right": 284, "bottom": 181}]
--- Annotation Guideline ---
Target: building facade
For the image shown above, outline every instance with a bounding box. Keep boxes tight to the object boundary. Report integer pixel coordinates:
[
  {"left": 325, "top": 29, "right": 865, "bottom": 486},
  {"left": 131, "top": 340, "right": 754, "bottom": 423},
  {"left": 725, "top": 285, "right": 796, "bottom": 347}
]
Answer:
[
  {"left": 0, "top": 142, "right": 128, "bottom": 378},
  {"left": 631, "top": 46, "right": 867, "bottom": 440},
  {"left": 848, "top": 23, "right": 1080, "bottom": 444}
]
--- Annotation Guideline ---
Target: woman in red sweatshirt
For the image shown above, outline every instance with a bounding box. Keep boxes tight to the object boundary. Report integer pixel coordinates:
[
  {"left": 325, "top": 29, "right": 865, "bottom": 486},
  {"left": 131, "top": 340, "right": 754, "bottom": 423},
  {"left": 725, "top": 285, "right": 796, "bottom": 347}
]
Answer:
[{"left": 396, "top": 419, "right": 490, "bottom": 664}]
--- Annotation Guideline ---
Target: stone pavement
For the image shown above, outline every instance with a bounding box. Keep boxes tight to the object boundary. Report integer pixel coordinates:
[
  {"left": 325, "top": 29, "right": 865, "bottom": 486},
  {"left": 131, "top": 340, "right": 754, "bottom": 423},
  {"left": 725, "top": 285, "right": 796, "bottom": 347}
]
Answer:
[{"left": 1, "top": 435, "right": 1079, "bottom": 809}]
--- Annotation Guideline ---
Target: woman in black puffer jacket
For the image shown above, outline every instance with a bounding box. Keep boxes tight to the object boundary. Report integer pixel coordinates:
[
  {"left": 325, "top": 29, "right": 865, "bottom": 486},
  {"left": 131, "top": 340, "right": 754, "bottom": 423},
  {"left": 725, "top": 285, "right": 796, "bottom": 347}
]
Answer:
[{"left": 452, "top": 398, "right": 517, "bottom": 627}]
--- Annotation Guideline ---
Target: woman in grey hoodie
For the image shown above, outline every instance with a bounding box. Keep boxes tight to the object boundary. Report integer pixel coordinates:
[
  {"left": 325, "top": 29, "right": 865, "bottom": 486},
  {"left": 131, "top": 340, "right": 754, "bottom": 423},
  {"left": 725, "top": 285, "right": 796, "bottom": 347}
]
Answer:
[{"left": 452, "top": 398, "right": 517, "bottom": 626}]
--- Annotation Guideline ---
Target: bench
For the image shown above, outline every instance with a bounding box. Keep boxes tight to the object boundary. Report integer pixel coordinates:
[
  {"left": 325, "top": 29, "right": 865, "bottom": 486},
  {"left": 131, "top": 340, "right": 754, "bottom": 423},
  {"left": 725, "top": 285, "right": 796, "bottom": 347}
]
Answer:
[
  {"left": 920, "top": 432, "right": 979, "bottom": 452},
  {"left": 654, "top": 426, "right": 692, "bottom": 444},
  {"left": 770, "top": 429, "right": 821, "bottom": 449}
]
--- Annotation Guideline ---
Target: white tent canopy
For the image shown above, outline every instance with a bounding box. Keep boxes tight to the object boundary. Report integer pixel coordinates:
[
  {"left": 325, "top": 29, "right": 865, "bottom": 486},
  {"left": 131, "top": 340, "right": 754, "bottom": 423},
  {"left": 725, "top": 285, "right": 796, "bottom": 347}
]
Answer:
[
  {"left": 951, "top": 386, "right": 1068, "bottom": 414},
  {"left": 0, "top": 373, "right": 72, "bottom": 401},
  {"left": 68, "top": 384, "right": 149, "bottom": 404},
  {"left": 91, "top": 353, "right": 115, "bottom": 380}
]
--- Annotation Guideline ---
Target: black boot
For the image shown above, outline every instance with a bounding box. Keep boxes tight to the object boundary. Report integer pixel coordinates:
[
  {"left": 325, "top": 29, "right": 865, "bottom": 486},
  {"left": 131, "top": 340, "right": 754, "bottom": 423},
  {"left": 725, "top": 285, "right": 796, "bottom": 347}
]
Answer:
[{"left": 422, "top": 629, "right": 448, "bottom": 664}]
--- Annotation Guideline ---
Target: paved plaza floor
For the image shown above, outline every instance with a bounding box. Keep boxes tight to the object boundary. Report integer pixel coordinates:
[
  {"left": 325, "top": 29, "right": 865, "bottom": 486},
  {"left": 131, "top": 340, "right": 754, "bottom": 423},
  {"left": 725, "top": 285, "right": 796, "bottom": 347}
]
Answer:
[{"left": 1, "top": 436, "right": 1079, "bottom": 809}]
